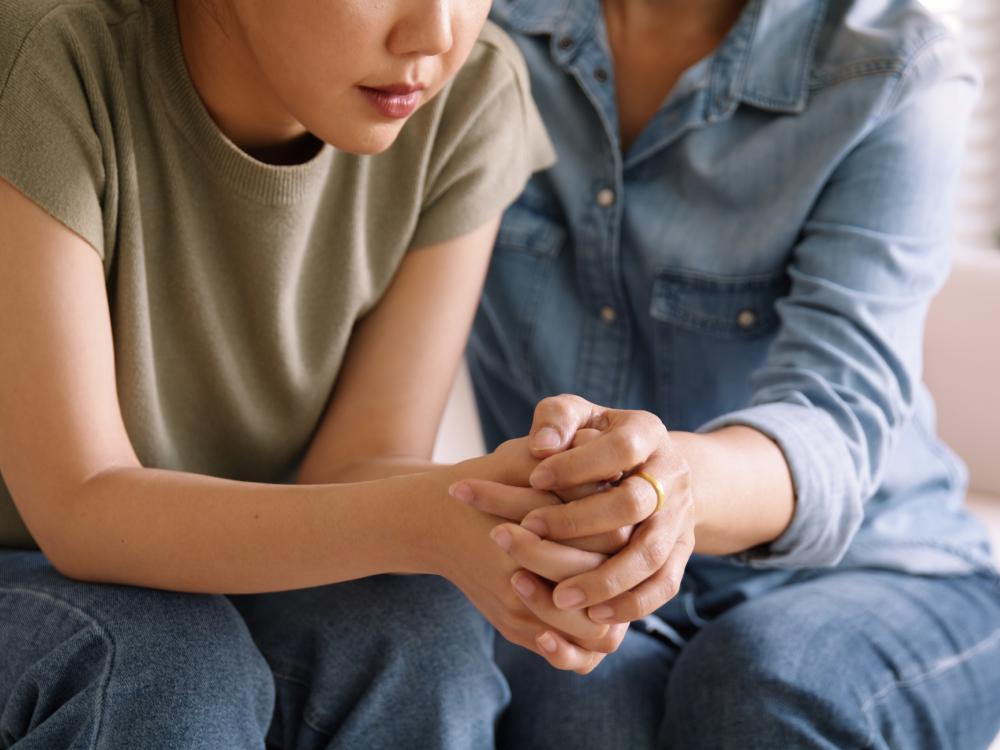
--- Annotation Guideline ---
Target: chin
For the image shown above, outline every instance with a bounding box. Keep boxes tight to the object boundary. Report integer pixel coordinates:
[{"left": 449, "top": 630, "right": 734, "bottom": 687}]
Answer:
[{"left": 316, "top": 122, "right": 405, "bottom": 156}]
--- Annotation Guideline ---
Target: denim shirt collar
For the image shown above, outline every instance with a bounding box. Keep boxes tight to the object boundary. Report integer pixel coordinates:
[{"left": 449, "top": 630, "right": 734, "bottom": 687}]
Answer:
[{"left": 490, "top": 0, "right": 828, "bottom": 115}]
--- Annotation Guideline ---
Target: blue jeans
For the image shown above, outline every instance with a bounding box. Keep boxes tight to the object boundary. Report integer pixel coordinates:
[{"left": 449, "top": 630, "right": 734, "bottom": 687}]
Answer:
[
  {"left": 496, "top": 565, "right": 1000, "bottom": 749},
  {"left": 0, "top": 550, "right": 508, "bottom": 749}
]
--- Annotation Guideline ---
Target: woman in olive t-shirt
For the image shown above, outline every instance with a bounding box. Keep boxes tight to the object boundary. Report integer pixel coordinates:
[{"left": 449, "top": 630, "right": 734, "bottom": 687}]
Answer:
[{"left": 0, "top": 0, "right": 626, "bottom": 746}]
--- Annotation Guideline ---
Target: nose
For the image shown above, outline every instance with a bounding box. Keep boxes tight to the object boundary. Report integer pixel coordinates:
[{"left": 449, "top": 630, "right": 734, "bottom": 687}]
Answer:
[{"left": 388, "top": 0, "right": 454, "bottom": 58}]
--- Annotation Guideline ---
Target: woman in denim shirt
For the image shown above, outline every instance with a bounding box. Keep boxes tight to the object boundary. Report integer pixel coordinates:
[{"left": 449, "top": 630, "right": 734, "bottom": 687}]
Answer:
[{"left": 454, "top": 0, "right": 1000, "bottom": 746}]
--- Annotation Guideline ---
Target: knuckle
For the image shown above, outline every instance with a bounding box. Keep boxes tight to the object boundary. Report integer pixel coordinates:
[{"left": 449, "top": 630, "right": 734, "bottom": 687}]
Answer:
[
  {"left": 595, "top": 630, "right": 624, "bottom": 654},
  {"left": 639, "top": 538, "right": 669, "bottom": 572},
  {"left": 620, "top": 486, "right": 646, "bottom": 520},
  {"left": 595, "top": 571, "right": 623, "bottom": 599},
  {"left": 593, "top": 631, "right": 621, "bottom": 653},
  {"left": 551, "top": 509, "right": 580, "bottom": 538},
  {"left": 537, "top": 395, "right": 561, "bottom": 412},
  {"left": 677, "top": 490, "right": 695, "bottom": 517},
  {"left": 616, "top": 591, "right": 644, "bottom": 620},
  {"left": 643, "top": 411, "right": 667, "bottom": 437},
  {"left": 661, "top": 575, "right": 680, "bottom": 601},
  {"left": 605, "top": 526, "right": 631, "bottom": 550},
  {"left": 583, "top": 622, "right": 610, "bottom": 642},
  {"left": 614, "top": 431, "right": 644, "bottom": 466}
]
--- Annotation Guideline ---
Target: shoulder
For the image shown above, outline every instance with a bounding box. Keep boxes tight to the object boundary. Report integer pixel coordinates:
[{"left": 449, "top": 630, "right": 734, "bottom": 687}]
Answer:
[
  {"left": 811, "top": 0, "right": 974, "bottom": 91},
  {"left": 0, "top": 0, "right": 138, "bottom": 93}
]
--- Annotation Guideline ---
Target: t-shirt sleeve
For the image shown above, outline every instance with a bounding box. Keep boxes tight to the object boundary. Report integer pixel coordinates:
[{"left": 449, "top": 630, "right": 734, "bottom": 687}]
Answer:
[
  {"left": 409, "top": 22, "right": 556, "bottom": 249},
  {"left": 0, "top": 12, "right": 107, "bottom": 259}
]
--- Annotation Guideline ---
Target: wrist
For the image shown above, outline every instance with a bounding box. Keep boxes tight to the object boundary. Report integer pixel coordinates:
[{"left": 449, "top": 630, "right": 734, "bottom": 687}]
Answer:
[{"left": 384, "top": 455, "right": 494, "bottom": 579}]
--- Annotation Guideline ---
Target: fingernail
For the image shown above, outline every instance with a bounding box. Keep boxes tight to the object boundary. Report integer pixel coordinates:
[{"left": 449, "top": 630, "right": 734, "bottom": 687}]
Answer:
[
  {"left": 448, "top": 482, "right": 474, "bottom": 504},
  {"left": 512, "top": 573, "right": 535, "bottom": 598},
  {"left": 532, "top": 427, "right": 561, "bottom": 451},
  {"left": 490, "top": 528, "right": 512, "bottom": 552},
  {"left": 590, "top": 604, "right": 615, "bottom": 622},
  {"left": 521, "top": 516, "right": 548, "bottom": 538},
  {"left": 553, "top": 586, "right": 585, "bottom": 608},
  {"left": 537, "top": 632, "right": 558, "bottom": 653},
  {"left": 530, "top": 466, "right": 555, "bottom": 489}
]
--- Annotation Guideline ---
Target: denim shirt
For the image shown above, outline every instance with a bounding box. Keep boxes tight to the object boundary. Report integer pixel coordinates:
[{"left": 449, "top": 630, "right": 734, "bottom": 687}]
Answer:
[{"left": 468, "top": 0, "right": 997, "bottom": 578}]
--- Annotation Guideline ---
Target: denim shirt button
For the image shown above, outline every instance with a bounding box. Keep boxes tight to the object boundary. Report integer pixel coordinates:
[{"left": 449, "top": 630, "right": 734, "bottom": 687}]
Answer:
[
  {"left": 557, "top": 35, "right": 574, "bottom": 51},
  {"left": 596, "top": 188, "right": 616, "bottom": 208},
  {"left": 594, "top": 67, "right": 609, "bottom": 83},
  {"left": 736, "top": 308, "right": 758, "bottom": 329},
  {"left": 600, "top": 305, "right": 618, "bottom": 324}
]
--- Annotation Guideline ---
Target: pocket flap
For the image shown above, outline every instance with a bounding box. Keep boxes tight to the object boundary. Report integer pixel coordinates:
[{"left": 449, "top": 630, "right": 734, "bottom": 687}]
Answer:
[{"left": 650, "top": 269, "right": 790, "bottom": 337}]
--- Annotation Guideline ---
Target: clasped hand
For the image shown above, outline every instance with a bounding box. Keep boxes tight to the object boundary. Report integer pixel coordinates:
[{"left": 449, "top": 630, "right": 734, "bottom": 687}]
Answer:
[{"left": 449, "top": 395, "right": 695, "bottom": 674}]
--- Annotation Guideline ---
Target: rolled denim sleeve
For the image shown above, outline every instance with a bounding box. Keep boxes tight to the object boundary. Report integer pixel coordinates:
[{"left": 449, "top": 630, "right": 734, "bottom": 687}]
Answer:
[{"left": 696, "top": 37, "right": 979, "bottom": 569}]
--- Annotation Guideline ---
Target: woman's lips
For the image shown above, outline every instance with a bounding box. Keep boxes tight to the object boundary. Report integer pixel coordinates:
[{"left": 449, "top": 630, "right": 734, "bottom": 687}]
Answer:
[{"left": 358, "top": 85, "right": 424, "bottom": 119}]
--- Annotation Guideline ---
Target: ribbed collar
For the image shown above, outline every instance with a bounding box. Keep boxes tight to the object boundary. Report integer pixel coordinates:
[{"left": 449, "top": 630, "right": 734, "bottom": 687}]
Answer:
[
  {"left": 144, "top": 0, "right": 333, "bottom": 205},
  {"left": 490, "top": 0, "right": 828, "bottom": 116}
]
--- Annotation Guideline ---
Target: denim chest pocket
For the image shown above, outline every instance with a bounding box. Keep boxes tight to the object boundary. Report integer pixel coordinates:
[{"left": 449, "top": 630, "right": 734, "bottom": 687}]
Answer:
[
  {"left": 648, "top": 269, "right": 790, "bottom": 430},
  {"left": 649, "top": 269, "right": 789, "bottom": 338},
  {"left": 472, "top": 202, "right": 567, "bottom": 393}
]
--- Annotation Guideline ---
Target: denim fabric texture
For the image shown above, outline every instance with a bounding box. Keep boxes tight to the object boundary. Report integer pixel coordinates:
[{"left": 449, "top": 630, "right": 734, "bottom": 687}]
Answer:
[
  {"left": 496, "top": 567, "right": 1000, "bottom": 749},
  {"left": 471, "top": 0, "right": 1000, "bottom": 746},
  {"left": 469, "top": 0, "right": 998, "bottom": 577},
  {"left": 0, "top": 550, "right": 508, "bottom": 749}
]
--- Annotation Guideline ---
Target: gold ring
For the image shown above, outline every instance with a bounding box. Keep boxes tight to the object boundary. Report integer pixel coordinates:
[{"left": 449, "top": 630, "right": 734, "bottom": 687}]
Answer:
[{"left": 633, "top": 470, "right": 665, "bottom": 515}]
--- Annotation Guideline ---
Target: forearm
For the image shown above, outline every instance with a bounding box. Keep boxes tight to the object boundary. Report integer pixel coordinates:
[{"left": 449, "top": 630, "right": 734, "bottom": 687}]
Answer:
[
  {"left": 52, "top": 455, "right": 497, "bottom": 593},
  {"left": 672, "top": 425, "right": 795, "bottom": 556},
  {"left": 298, "top": 456, "right": 441, "bottom": 484}
]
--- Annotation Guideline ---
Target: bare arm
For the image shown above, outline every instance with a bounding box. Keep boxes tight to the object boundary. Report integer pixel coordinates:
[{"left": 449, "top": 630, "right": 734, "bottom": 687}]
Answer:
[
  {"left": 0, "top": 177, "right": 505, "bottom": 592},
  {"left": 292, "top": 211, "right": 507, "bottom": 486}
]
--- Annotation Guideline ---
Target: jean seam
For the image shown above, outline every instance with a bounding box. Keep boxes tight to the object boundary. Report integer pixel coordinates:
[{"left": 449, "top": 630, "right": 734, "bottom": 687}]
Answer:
[
  {"left": 268, "top": 667, "right": 310, "bottom": 690},
  {"left": 0, "top": 586, "right": 116, "bottom": 749},
  {"left": 859, "top": 627, "right": 1000, "bottom": 745},
  {"left": 266, "top": 667, "right": 337, "bottom": 739}
]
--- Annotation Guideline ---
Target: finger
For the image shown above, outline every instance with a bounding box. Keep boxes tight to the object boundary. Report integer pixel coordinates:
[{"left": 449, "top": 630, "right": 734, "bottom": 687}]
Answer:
[
  {"left": 510, "top": 570, "right": 609, "bottom": 642},
  {"left": 535, "top": 630, "right": 607, "bottom": 674},
  {"left": 449, "top": 480, "right": 560, "bottom": 521},
  {"left": 561, "top": 526, "right": 634, "bottom": 555},
  {"left": 528, "top": 395, "right": 610, "bottom": 456},
  {"left": 551, "top": 510, "right": 686, "bottom": 610},
  {"left": 529, "top": 410, "right": 667, "bottom": 490},
  {"left": 555, "top": 480, "right": 611, "bottom": 503},
  {"left": 574, "top": 620, "right": 630, "bottom": 655},
  {"left": 588, "top": 530, "right": 694, "bottom": 623},
  {"left": 521, "top": 474, "right": 660, "bottom": 541},
  {"left": 492, "top": 523, "right": 607, "bottom": 582}
]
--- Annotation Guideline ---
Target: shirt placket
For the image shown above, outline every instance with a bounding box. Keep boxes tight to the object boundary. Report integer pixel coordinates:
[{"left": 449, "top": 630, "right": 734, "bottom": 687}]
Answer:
[{"left": 553, "top": 28, "right": 632, "bottom": 408}]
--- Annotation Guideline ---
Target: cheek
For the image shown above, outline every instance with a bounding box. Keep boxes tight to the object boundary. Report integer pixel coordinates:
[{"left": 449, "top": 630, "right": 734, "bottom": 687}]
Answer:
[
  {"left": 442, "top": 2, "right": 492, "bottom": 76},
  {"left": 236, "top": 4, "right": 377, "bottom": 90}
]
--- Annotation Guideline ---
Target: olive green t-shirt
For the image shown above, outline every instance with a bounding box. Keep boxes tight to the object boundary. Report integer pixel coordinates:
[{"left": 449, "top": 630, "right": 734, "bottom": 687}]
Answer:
[{"left": 0, "top": 0, "right": 555, "bottom": 548}]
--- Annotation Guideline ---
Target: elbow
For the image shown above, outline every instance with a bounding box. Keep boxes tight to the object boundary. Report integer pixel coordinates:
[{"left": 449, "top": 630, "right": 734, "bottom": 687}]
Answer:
[
  {"left": 25, "top": 506, "right": 95, "bottom": 582},
  {"left": 18, "top": 468, "right": 125, "bottom": 583}
]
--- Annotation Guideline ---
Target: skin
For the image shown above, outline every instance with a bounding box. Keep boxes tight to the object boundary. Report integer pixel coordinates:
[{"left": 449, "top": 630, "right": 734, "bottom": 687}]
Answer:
[
  {"left": 176, "top": 0, "right": 490, "bottom": 158},
  {"left": 0, "top": 0, "right": 618, "bottom": 674},
  {"left": 447, "top": 0, "right": 798, "bottom": 663},
  {"left": 604, "top": 0, "right": 748, "bottom": 149}
]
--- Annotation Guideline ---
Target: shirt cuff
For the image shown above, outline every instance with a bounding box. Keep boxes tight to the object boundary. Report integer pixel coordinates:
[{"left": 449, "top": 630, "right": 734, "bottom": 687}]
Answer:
[{"left": 696, "top": 402, "right": 864, "bottom": 569}]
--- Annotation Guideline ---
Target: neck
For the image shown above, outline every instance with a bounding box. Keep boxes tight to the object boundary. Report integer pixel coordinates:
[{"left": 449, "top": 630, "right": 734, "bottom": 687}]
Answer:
[
  {"left": 174, "top": 0, "right": 317, "bottom": 164},
  {"left": 603, "top": 0, "right": 748, "bottom": 35}
]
